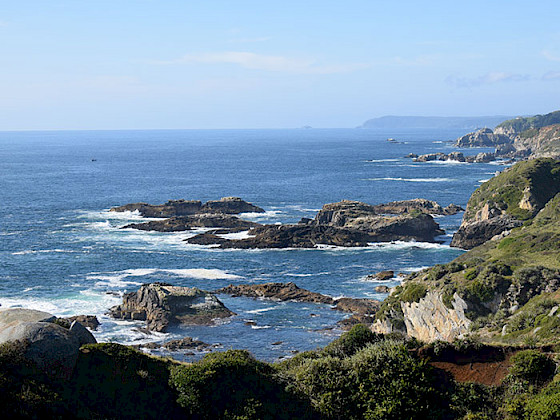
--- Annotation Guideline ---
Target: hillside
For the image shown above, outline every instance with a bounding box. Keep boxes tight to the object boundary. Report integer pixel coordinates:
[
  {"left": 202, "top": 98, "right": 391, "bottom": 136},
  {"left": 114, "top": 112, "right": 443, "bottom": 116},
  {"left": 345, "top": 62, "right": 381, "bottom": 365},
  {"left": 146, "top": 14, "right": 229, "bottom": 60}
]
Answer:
[
  {"left": 373, "top": 159, "right": 560, "bottom": 346},
  {"left": 453, "top": 110, "right": 560, "bottom": 159}
]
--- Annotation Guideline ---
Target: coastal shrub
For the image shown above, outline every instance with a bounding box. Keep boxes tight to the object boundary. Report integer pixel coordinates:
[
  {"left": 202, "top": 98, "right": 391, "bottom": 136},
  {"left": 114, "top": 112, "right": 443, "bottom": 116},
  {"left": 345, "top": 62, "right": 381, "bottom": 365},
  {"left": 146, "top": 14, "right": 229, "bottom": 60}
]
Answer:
[
  {"left": 170, "top": 349, "right": 312, "bottom": 419},
  {"left": 69, "top": 343, "right": 182, "bottom": 419},
  {"left": 509, "top": 350, "right": 556, "bottom": 385},
  {"left": 400, "top": 282, "right": 428, "bottom": 303},
  {"left": 430, "top": 264, "right": 448, "bottom": 281},
  {"left": 450, "top": 382, "right": 500, "bottom": 419},
  {"left": 349, "top": 340, "right": 450, "bottom": 419},
  {"left": 523, "top": 382, "right": 560, "bottom": 419},
  {"left": 322, "top": 324, "right": 381, "bottom": 358}
]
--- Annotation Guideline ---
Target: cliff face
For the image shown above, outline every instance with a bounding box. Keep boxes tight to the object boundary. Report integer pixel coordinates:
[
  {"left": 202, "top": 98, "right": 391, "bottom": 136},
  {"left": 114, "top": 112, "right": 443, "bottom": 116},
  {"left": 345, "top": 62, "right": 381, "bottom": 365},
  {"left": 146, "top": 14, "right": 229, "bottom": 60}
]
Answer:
[
  {"left": 374, "top": 159, "right": 560, "bottom": 345},
  {"left": 451, "top": 158, "right": 560, "bottom": 249},
  {"left": 453, "top": 111, "right": 560, "bottom": 159}
]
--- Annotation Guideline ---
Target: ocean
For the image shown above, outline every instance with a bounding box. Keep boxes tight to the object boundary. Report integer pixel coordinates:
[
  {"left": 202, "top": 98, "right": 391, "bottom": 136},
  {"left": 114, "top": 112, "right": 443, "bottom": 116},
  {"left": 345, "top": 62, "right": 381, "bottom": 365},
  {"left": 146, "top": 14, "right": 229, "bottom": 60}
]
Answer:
[{"left": 0, "top": 128, "right": 503, "bottom": 361}]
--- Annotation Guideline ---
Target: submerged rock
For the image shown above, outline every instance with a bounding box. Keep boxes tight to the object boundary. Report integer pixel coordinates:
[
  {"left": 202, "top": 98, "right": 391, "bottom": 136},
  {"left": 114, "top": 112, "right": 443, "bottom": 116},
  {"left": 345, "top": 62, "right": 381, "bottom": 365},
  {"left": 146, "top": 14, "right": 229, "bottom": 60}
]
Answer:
[
  {"left": 0, "top": 308, "right": 96, "bottom": 379},
  {"left": 109, "top": 283, "right": 235, "bottom": 332}
]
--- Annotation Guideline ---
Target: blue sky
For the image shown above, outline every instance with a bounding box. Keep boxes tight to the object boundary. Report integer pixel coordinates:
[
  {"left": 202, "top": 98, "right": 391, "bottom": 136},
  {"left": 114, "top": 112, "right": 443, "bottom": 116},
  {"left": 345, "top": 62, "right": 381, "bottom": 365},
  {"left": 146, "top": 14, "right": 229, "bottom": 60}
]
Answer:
[{"left": 1, "top": 1, "right": 559, "bottom": 129}]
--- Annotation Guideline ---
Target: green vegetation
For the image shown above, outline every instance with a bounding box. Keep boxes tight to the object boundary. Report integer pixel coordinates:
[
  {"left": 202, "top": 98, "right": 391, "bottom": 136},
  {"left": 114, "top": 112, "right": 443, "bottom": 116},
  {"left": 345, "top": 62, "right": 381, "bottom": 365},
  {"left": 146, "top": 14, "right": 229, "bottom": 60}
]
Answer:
[
  {"left": 496, "top": 110, "right": 560, "bottom": 134},
  {"left": 2, "top": 326, "right": 560, "bottom": 419},
  {"left": 463, "top": 158, "right": 560, "bottom": 222}
]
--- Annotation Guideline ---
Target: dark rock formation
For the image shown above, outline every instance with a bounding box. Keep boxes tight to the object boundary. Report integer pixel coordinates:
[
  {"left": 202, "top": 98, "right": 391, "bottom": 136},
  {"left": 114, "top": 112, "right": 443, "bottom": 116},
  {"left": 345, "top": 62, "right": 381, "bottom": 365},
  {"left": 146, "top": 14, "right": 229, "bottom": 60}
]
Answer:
[
  {"left": 450, "top": 215, "right": 523, "bottom": 249},
  {"left": 123, "top": 214, "right": 259, "bottom": 232},
  {"left": 366, "top": 270, "right": 395, "bottom": 281},
  {"left": 375, "top": 286, "right": 391, "bottom": 293},
  {"left": 60, "top": 315, "right": 100, "bottom": 331},
  {"left": 371, "top": 199, "right": 463, "bottom": 215},
  {"left": 333, "top": 298, "right": 379, "bottom": 315},
  {"left": 109, "top": 283, "right": 235, "bottom": 332},
  {"left": 215, "top": 282, "right": 335, "bottom": 304},
  {"left": 0, "top": 308, "right": 96, "bottom": 379},
  {"left": 410, "top": 151, "right": 497, "bottom": 164},
  {"left": 140, "top": 337, "right": 212, "bottom": 351},
  {"left": 111, "top": 197, "right": 264, "bottom": 218}
]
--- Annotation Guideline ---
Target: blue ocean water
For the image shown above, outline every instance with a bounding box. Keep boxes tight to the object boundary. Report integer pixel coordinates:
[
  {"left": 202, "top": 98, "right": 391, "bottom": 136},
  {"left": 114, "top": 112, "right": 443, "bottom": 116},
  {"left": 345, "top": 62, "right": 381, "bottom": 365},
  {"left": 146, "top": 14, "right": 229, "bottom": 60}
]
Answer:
[{"left": 0, "top": 128, "right": 502, "bottom": 361}]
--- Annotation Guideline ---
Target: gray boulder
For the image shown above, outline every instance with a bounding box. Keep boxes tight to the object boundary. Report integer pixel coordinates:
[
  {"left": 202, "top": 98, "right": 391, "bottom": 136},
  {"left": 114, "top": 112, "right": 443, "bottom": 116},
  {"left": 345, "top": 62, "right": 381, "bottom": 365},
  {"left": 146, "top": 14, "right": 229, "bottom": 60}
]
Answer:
[{"left": 0, "top": 308, "right": 96, "bottom": 379}]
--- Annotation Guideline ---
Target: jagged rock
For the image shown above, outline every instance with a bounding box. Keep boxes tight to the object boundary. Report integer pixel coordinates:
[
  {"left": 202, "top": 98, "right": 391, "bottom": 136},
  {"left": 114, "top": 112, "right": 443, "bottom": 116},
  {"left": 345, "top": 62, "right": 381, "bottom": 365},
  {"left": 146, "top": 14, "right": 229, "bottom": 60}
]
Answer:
[
  {"left": 446, "top": 152, "right": 466, "bottom": 162},
  {"left": 187, "top": 212, "right": 444, "bottom": 248},
  {"left": 334, "top": 297, "right": 379, "bottom": 315},
  {"left": 375, "top": 286, "right": 390, "bottom": 293},
  {"left": 200, "top": 197, "right": 265, "bottom": 214},
  {"left": 0, "top": 308, "right": 96, "bottom": 379},
  {"left": 60, "top": 315, "right": 100, "bottom": 331},
  {"left": 111, "top": 199, "right": 203, "bottom": 217},
  {"left": 413, "top": 153, "right": 446, "bottom": 162},
  {"left": 215, "top": 282, "right": 335, "bottom": 304},
  {"left": 454, "top": 128, "right": 512, "bottom": 148},
  {"left": 405, "top": 153, "right": 419, "bottom": 158},
  {"left": 109, "top": 283, "right": 235, "bottom": 332},
  {"left": 371, "top": 292, "right": 471, "bottom": 342},
  {"left": 124, "top": 214, "right": 259, "bottom": 232},
  {"left": 371, "top": 199, "right": 462, "bottom": 215},
  {"left": 451, "top": 215, "right": 523, "bottom": 249},
  {"left": 111, "top": 197, "right": 264, "bottom": 217}
]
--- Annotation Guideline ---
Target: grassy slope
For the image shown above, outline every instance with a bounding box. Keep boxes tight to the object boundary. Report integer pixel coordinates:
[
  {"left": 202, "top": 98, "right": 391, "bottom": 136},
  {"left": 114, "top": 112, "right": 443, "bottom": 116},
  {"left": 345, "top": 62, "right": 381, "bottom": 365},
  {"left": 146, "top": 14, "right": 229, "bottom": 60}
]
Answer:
[{"left": 497, "top": 110, "right": 560, "bottom": 133}]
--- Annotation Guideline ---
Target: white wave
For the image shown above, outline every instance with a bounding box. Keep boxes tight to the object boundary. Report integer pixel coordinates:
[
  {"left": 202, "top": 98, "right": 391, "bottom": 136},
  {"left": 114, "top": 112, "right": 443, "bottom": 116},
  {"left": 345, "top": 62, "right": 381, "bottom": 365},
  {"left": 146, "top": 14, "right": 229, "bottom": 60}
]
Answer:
[
  {"left": 365, "top": 158, "right": 401, "bottom": 163},
  {"left": 217, "top": 230, "right": 253, "bottom": 240},
  {"left": 286, "top": 273, "right": 314, "bottom": 277},
  {"left": 402, "top": 266, "right": 432, "bottom": 272},
  {"left": 366, "top": 177, "right": 455, "bottom": 182},
  {"left": 251, "top": 325, "right": 272, "bottom": 329},
  {"left": 239, "top": 210, "right": 283, "bottom": 221},
  {"left": 426, "top": 159, "right": 468, "bottom": 165},
  {"left": 478, "top": 179, "right": 491, "bottom": 183},
  {"left": 11, "top": 249, "right": 78, "bottom": 255},
  {"left": 86, "top": 268, "right": 242, "bottom": 286},
  {"left": 245, "top": 306, "right": 278, "bottom": 314},
  {"left": 367, "top": 240, "right": 452, "bottom": 251}
]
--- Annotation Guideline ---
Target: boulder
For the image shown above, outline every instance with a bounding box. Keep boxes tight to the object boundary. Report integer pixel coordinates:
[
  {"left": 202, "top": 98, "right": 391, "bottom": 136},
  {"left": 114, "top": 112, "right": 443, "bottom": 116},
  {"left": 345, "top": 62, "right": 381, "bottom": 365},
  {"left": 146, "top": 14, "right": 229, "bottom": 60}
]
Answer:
[
  {"left": 140, "top": 337, "right": 212, "bottom": 351},
  {"left": 108, "top": 283, "right": 235, "bottom": 332},
  {"left": 366, "top": 270, "right": 394, "bottom": 281},
  {"left": 375, "top": 286, "right": 391, "bottom": 293},
  {"left": 0, "top": 308, "right": 96, "bottom": 379},
  {"left": 451, "top": 215, "right": 523, "bottom": 249},
  {"left": 60, "top": 315, "right": 100, "bottom": 330}
]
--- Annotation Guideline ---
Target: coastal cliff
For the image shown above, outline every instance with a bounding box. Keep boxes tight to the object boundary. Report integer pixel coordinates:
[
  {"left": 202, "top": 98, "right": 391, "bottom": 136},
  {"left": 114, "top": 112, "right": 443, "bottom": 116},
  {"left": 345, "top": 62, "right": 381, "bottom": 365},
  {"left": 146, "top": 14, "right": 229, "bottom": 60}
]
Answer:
[{"left": 374, "top": 158, "right": 560, "bottom": 346}]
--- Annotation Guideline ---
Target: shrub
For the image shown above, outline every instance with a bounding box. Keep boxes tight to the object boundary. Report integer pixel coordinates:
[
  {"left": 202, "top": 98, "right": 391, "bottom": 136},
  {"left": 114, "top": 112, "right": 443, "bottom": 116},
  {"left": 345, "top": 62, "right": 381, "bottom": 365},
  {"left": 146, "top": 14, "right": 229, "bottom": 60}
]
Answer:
[
  {"left": 509, "top": 350, "right": 556, "bottom": 385},
  {"left": 322, "top": 324, "right": 380, "bottom": 358},
  {"left": 400, "top": 283, "right": 428, "bottom": 303}
]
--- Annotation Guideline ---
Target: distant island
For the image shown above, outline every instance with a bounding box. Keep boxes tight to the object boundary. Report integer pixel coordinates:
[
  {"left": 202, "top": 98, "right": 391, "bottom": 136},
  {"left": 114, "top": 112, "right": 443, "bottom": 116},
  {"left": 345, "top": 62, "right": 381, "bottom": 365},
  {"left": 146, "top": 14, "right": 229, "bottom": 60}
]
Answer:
[{"left": 359, "top": 115, "right": 513, "bottom": 130}]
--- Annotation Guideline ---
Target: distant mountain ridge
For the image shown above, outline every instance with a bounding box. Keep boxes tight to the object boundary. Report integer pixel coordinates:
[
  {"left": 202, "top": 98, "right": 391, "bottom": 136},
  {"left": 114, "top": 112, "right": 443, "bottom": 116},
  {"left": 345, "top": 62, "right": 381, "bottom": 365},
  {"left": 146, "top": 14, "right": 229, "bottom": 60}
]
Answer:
[{"left": 359, "top": 115, "right": 513, "bottom": 130}]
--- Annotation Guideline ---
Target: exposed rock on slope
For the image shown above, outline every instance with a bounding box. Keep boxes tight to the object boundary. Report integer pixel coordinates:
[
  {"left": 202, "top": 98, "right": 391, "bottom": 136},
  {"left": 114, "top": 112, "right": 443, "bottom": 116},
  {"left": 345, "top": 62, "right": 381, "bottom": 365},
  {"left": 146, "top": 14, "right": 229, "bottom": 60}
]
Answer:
[
  {"left": 451, "top": 158, "right": 560, "bottom": 249},
  {"left": 0, "top": 308, "right": 96, "bottom": 379},
  {"left": 109, "top": 283, "right": 235, "bottom": 332},
  {"left": 455, "top": 127, "right": 512, "bottom": 148},
  {"left": 373, "top": 160, "right": 560, "bottom": 345}
]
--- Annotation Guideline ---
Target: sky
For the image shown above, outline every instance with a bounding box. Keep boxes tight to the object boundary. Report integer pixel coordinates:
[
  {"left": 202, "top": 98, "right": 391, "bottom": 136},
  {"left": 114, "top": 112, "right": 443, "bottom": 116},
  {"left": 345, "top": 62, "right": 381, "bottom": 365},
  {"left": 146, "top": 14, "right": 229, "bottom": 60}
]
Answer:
[{"left": 1, "top": 0, "right": 559, "bottom": 129}]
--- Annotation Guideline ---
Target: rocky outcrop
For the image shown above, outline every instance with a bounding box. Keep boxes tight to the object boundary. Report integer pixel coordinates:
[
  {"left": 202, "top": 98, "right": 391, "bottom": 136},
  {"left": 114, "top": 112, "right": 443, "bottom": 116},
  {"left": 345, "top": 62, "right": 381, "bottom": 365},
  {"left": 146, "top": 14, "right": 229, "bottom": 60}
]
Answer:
[
  {"left": 215, "top": 282, "right": 335, "bottom": 304},
  {"left": 366, "top": 270, "right": 395, "bottom": 281},
  {"left": 123, "top": 214, "right": 259, "bottom": 232},
  {"left": 454, "top": 128, "right": 513, "bottom": 148},
  {"left": 410, "top": 151, "right": 497, "bottom": 163},
  {"left": 109, "top": 283, "right": 235, "bottom": 332},
  {"left": 140, "top": 337, "right": 212, "bottom": 351},
  {"left": 371, "top": 199, "right": 463, "bottom": 215},
  {"left": 451, "top": 159, "right": 560, "bottom": 249},
  {"left": 371, "top": 292, "right": 471, "bottom": 342},
  {"left": 451, "top": 215, "right": 523, "bottom": 249},
  {"left": 60, "top": 315, "right": 100, "bottom": 331},
  {"left": 111, "top": 197, "right": 264, "bottom": 217},
  {"left": 187, "top": 212, "right": 444, "bottom": 248},
  {"left": 0, "top": 308, "right": 97, "bottom": 379}
]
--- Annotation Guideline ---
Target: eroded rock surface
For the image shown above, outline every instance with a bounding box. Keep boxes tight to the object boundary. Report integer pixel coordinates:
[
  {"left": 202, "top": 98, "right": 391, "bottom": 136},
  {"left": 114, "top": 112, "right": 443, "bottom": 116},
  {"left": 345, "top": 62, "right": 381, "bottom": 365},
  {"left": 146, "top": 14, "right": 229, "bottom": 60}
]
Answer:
[
  {"left": 215, "top": 282, "right": 335, "bottom": 304},
  {"left": 123, "top": 214, "right": 259, "bottom": 232},
  {"left": 109, "top": 283, "right": 235, "bottom": 332}
]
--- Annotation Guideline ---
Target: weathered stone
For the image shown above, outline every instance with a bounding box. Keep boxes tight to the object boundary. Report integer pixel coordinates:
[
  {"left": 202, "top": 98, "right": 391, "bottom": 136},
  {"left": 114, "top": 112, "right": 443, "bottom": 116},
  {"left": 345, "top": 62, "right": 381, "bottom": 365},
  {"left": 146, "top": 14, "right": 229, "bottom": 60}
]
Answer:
[
  {"left": 200, "top": 196, "right": 265, "bottom": 214},
  {"left": 140, "top": 337, "right": 212, "bottom": 351},
  {"left": 109, "top": 283, "right": 235, "bottom": 332},
  {"left": 375, "top": 285, "right": 390, "bottom": 293},
  {"left": 451, "top": 215, "right": 523, "bottom": 249},
  {"left": 61, "top": 315, "right": 100, "bottom": 331},
  {"left": 124, "top": 214, "right": 259, "bottom": 232},
  {"left": 0, "top": 308, "right": 96, "bottom": 379}
]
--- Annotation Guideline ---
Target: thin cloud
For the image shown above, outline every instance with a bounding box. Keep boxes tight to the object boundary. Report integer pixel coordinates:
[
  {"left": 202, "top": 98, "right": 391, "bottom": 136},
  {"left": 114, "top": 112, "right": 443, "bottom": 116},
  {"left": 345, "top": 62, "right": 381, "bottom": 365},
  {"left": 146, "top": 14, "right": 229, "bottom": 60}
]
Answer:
[
  {"left": 543, "top": 71, "right": 560, "bottom": 81},
  {"left": 155, "top": 51, "right": 370, "bottom": 74},
  {"left": 542, "top": 50, "right": 560, "bottom": 62},
  {"left": 446, "top": 72, "right": 530, "bottom": 88}
]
